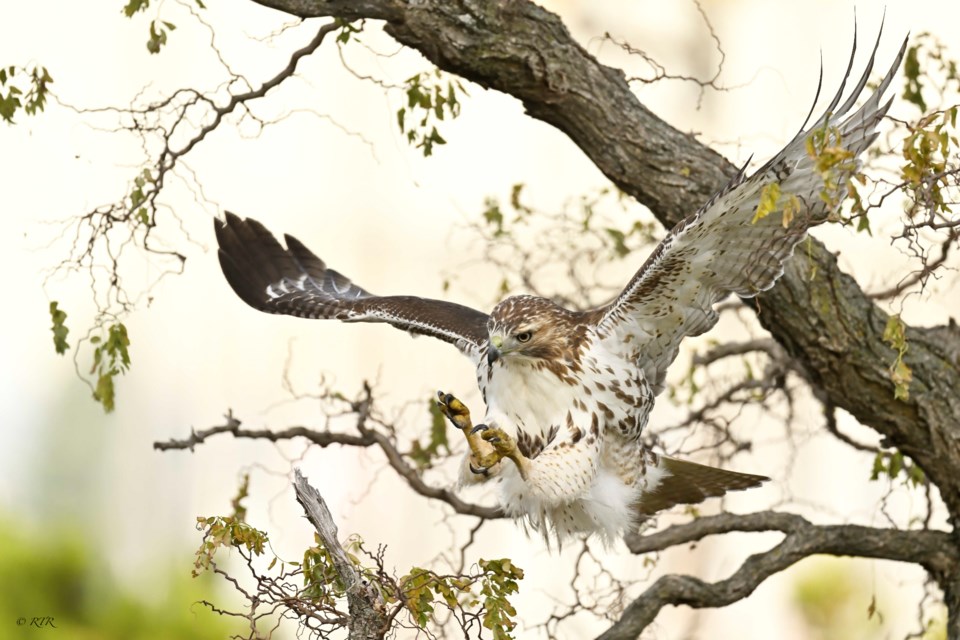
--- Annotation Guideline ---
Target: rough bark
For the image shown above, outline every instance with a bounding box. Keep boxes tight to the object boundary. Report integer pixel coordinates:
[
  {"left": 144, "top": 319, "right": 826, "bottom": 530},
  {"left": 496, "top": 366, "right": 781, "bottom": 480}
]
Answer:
[
  {"left": 294, "top": 469, "right": 389, "bottom": 640},
  {"left": 607, "top": 511, "right": 960, "bottom": 639},
  {"left": 249, "top": 0, "right": 960, "bottom": 633}
]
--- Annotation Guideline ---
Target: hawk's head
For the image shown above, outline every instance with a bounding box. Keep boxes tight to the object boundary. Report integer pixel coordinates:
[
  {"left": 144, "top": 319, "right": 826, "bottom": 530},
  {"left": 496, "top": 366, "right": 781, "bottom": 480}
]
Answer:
[{"left": 486, "top": 295, "right": 587, "bottom": 370}]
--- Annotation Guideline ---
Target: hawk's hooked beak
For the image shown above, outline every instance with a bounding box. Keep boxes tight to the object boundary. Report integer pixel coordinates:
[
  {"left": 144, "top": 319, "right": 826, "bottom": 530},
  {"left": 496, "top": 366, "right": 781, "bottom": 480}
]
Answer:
[{"left": 487, "top": 335, "right": 503, "bottom": 365}]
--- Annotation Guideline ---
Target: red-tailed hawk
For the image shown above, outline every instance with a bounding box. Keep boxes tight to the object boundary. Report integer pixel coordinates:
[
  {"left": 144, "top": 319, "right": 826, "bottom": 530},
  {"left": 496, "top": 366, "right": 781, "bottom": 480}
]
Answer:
[{"left": 215, "top": 33, "right": 905, "bottom": 544}]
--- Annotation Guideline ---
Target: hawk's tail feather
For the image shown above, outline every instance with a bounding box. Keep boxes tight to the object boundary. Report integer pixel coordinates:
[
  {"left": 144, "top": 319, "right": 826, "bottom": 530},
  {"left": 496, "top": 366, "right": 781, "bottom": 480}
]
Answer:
[{"left": 636, "top": 456, "right": 768, "bottom": 516}]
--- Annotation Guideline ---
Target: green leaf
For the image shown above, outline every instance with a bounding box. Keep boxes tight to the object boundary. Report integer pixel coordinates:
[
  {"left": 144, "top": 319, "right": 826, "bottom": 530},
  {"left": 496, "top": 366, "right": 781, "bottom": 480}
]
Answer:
[
  {"left": 105, "top": 323, "right": 132, "bottom": 371},
  {"left": 409, "top": 400, "right": 451, "bottom": 468},
  {"left": 122, "top": 0, "right": 150, "bottom": 17},
  {"left": 397, "top": 70, "right": 463, "bottom": 157},
  {"left": 870, "top": 452, "right": 884, "bottom": 481},
  {"left": 901, "top": 42, "right": 927, "bottom": 112},
  {"left": 604, "top": 228, "right": 629, "bottom": 258},
  {"left": 89, "top": 322, "right": 132, "bottom": 412},
  {"left": 93, "top": 372, "right": 116, "bottom": 412},
  {"left": 509, "top": 183, "right": 525, "bottom": 212},
  {"left": 49, "top": 301, "right": 69, "bottom": 355},
  {"left": 143, "top": 19, "right": 177, "bottom": 54},
  {"left": 482, "top": 198, "right": 505, "bottom": 236}
]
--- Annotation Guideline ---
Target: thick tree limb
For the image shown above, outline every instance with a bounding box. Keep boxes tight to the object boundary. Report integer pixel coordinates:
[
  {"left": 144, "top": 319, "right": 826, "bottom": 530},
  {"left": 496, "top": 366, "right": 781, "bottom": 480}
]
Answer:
[
  {"left": 293, "top": 469, "right": 389, "bottom": 639},
  {"left": 602, "top": 511, "right": 958, "bottom": 639}
]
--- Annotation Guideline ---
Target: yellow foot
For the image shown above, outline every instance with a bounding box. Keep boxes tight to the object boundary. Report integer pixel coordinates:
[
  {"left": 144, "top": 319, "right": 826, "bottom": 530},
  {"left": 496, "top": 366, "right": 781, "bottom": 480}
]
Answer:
[
  {"left": 436, "top": 391, "right": 472, "bottom": 431},
  {"left": 436, "top": 390, "right": 499, "bottom": 476},
  {"left": 471, "top": 424, "right": 530, "bottom": 480}
]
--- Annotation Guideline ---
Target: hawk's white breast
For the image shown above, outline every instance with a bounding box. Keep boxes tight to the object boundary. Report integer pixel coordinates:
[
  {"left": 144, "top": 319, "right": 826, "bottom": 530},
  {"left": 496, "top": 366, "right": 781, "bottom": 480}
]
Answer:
[{"left": 475, "top": 336, "right": 659, "bottom": 543}]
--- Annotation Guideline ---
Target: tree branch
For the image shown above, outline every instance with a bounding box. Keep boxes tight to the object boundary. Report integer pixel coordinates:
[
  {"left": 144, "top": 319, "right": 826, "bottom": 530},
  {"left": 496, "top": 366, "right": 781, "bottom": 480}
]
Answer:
[
  {"left": 293, "top": 469, "right": 389, "bottom": 640},
  {"left": 154, "top": 410, "right": 504, "bottom": 520},
  {"left": 603, "top": 511, "right": 958, "bottom": 639}
]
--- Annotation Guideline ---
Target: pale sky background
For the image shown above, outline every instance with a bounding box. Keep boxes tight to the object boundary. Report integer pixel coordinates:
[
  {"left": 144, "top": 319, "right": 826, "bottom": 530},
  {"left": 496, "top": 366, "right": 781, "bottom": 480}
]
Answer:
[{"left": 1, "top": 0, "right": 958, "bottom": 638}]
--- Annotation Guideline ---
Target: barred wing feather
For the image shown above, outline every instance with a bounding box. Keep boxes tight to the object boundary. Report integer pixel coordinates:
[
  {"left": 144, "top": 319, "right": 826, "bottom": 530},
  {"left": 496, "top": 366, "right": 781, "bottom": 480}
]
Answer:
[
  {"left": 596, "top": 32, "right": 908, "bottom": 394},
  {"left": 215, "top": 212, "right": 490, "bottom": 361}
]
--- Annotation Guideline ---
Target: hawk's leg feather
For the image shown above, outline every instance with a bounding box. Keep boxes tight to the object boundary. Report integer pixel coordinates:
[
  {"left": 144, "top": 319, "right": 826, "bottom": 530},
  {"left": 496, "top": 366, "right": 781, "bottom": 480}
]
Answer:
[{"left": 436, "top": 391, "right": 499, "bottom": 474}]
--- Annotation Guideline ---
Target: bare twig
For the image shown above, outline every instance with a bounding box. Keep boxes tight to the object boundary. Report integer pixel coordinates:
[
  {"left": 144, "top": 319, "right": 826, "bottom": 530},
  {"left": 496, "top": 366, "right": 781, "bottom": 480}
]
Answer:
[{"left": 154, "top": 403, "right": 505, "bottom": 520}]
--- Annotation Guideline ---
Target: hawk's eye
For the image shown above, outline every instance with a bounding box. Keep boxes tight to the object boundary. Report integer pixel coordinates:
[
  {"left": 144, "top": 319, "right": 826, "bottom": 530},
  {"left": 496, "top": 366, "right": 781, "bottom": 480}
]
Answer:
[{"left": 515, "top": 331, "right": 533, "bottom": 343}]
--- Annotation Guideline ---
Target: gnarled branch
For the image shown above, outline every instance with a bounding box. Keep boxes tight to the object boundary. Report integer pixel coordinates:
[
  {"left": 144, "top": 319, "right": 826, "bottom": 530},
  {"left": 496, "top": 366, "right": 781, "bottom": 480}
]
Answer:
[{"left": 604, "top": 511, "right": 958, "bottom": 639}]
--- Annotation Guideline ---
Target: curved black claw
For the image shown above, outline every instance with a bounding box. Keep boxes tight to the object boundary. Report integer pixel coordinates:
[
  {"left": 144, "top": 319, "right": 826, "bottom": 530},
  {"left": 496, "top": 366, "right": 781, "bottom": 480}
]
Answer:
[
  {"left": 472, "top": 424, "right": 501, "bottom": 443},
  {"left": 469, "top": 463, "right": 490, "bottom": 476}
]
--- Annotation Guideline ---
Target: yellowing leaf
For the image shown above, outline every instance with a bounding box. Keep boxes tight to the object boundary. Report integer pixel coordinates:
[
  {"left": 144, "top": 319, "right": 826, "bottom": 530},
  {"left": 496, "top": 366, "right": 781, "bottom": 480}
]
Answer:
[
  {"left": 882, "top": 314, "right": 908, "bottom": 352},
  {"left": 752, "top": 182, "right": 782, "bottom": 224},
  {"left": 882, "top": 314, "right": 911, "bottom": 401},
  {"left": 891, "top": 359, "right": 913, "bottom": 401},
  {"left": 781, "top": 194, "right": 802, "bottom": 228}
]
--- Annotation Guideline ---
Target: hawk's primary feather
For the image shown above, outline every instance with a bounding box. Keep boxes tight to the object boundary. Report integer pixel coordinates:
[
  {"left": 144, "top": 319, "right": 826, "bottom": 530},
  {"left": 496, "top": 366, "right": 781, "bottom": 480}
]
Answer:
[
  {"left": 596, "top": 30, "right": 906, "bottom": 395},
  {"left": 216, "top": 212, "right": 490, "bottom": 360}
]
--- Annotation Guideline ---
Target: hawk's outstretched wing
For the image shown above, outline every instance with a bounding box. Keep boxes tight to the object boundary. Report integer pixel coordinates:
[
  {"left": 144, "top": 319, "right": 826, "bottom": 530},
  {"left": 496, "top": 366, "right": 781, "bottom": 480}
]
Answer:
[
  {"left": 215, "top": 212, "right": 490, "bottom": 361},
  {"left": 595, "top": 32, "right": 907, "bottom": 394}
]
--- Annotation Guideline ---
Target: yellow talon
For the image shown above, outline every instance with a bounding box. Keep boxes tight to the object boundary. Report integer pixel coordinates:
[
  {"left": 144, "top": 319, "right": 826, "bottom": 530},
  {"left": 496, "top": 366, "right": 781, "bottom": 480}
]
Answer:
[
  {"left": 436, "top": 390, "right": 499, "bottom": 474},
  {"left": 473, "top": 425, "right": 530, "bottom": 480}
]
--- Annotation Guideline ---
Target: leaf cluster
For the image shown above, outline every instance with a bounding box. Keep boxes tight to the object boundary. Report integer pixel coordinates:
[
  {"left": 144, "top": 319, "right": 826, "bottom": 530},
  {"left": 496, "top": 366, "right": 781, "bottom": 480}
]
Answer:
[
  {"left": 193, "top": 502, "right": 525, "bottom": 639},
  {"left": 49, "top": 301, "right": 70, "bottom": 355},
  {"left": 805, "top": 124, "right": 857, "bottom": 212},
  {"left": 870, "top": 449, "right": 925, "bottom": 487},
  {"left": 193, "top": 515, "right": 269, "bottom": 577},
  {"left": 399, "top": 558, "right": 523, "bottom": 639},
  {"left": 900, "top": 107, "right": 958, "bottom": 220},
  {"left": 902, "top": 32, "right": 960, "bottom": 113},
  {"left": 396, "top": 69, "right": 466, "bottom": 157},
  {"left": 0, "top": 65, "right": 53, "bottom": 123},
  {"left": 752, "top": 182, "right": 803, "bottom": 229},
  {"left": 121, "top": 0, "right": 206, "bottom": 54},
  {"left": 90, "top": 323, "right": 132, "bottom": 413}
]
